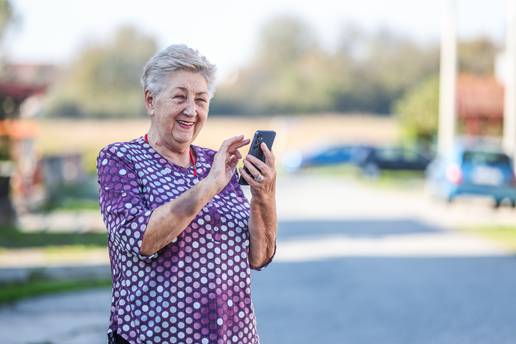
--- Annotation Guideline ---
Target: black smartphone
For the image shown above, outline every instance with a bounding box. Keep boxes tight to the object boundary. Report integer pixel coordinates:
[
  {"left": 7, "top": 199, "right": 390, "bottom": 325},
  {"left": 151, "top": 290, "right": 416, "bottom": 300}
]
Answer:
[{"left": 239, "top": 130, "right": 276, "bottom": 185}]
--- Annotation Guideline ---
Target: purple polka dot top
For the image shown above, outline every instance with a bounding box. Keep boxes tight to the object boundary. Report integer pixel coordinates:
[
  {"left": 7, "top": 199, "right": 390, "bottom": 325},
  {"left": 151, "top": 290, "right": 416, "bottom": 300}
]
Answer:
[{"left": 97, "top": 137, "right": 260, "bottom": 344}]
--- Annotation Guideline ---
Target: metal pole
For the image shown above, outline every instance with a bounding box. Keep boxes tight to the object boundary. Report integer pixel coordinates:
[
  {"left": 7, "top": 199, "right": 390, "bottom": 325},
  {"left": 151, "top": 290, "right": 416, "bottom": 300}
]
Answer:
[
  {"left": 504, "top": 0, "right": 516, "bottom": 160},
  {"left": 438, "top": 0, "right": 457, "bottom": 156}
]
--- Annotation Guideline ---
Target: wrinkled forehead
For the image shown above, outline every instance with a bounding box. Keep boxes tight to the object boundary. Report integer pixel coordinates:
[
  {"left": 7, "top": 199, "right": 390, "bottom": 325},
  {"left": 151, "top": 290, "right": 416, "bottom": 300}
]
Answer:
[{"left": 163, "top": 70, "right": 209, "bottom": 95}]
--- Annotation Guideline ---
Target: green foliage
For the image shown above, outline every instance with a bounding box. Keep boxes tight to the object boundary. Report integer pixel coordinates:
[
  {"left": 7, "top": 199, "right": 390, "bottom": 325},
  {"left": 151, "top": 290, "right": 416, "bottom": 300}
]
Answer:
[
  {"left": 460, "top": 226, "right": 516, "bottom": 253},
  {"left": 42, "top": 175, "right": 99, "bottom": 213},
  {"left": 0, "top": 0, "right": 14, "bottom": 120},
  {"left": 0, "top": 278, "right": 110, "bottom": 304},
  {"left": 394, "top": 75, "right": 439, "bottom": 144},
  {"left": 213, "top": 16, "right": 335, "bottom": 114},
  {"left": 45, "top": 25, "right": 157, "bottom": 118},
  {"left": 0, "top": 225, "right": 106, "bottom": 248},
  {"left": 43, "top": 16, "right": 498, "bottom": 118},
  {"left": 0, "top": 0, "right": 12, "bottom": 42},
  {"left": 328, "top": 27, "right": 440, "bottom": 114},
  {"left": 393, "top": 37, "right": 497, "bottom": 144},
  {"left": 458, "top": 37, "right": 498, "bottom": 75},
  {"left": 210, "top": 19, "right": 439, "bottom": 115},
  {"left": 256, "top": 15, "right": 320, "bottom": 69}
]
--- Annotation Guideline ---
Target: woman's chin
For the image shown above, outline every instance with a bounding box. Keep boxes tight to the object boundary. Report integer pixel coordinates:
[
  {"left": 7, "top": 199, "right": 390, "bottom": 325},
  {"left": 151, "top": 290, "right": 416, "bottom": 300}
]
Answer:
[{"left": 172, "top": 133, "right": 194, "bottom": 145}]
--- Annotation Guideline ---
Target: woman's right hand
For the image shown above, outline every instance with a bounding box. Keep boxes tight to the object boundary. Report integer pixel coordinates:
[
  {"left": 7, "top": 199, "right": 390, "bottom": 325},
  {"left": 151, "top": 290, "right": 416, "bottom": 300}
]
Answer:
[{"left": 207, "top": 135, "right": 250, "bottom": 193}]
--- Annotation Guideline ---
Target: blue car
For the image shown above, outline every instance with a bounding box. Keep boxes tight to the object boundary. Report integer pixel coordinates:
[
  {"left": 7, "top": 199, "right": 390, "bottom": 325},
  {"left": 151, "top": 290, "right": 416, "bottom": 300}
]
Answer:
[
  {"left": 426, "top": 145, "right": 516, "bottom": 208},
  {"left": 283, "top": 144, "right": 368, "bottom": 172}
]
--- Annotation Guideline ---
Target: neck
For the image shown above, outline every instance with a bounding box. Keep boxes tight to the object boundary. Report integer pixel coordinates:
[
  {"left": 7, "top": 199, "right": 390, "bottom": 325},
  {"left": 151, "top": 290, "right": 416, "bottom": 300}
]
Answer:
[{"left": 146, "top": 127, "right": 191, "bottom": 168}]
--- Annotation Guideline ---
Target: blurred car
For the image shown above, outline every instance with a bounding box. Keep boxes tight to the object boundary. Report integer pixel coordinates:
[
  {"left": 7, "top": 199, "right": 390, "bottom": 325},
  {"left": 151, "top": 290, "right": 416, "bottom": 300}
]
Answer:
[
  {"left": 354, "top": 146, "right": 433, "bottom": 176},
  {"left": 426, "top": 145, "right": 516, "bottom": 208},
  {"left": 282, "top": 144, "right": 368, "bottom": 172}
]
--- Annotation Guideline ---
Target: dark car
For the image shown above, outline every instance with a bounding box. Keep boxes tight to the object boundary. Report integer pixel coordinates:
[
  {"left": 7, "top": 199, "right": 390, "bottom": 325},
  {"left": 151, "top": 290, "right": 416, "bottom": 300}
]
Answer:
[
  {"left": 426, "top": 144, "right": 516, "bottom": 208},
  {"left": 355, "top": 146, "right": 433, "bottom": 176}
]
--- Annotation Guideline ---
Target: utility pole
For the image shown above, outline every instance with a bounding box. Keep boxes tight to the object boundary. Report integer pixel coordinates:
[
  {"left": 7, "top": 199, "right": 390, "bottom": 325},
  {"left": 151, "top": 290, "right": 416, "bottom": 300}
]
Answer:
[
  {"left": 504, "top": 0, "right": 516, "bottom": 163},
  {"left": 438, "top": 0, "right": 457, "bottom": 156}
]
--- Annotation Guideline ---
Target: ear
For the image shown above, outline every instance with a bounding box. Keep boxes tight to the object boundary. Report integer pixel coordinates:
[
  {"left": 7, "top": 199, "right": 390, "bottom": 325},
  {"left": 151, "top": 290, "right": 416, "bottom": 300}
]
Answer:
[{"left": 144, "top": 90, "right": 155, "bottom": 116}]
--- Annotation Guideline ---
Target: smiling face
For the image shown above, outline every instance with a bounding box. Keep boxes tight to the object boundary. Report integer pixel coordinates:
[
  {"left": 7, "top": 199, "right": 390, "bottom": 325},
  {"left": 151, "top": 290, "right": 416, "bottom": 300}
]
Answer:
[{"left": 146, "top": 70, "right": 210, "bottom": 152}]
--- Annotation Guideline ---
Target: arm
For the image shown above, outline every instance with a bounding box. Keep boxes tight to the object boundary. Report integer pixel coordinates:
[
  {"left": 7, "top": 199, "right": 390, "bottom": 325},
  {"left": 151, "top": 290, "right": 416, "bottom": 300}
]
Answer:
[
  {"left": 140, "top": 136, "right": 250, "bottom": 256},
  {"left": 239, "top": 143, "right": 278, "bottom": 269},
  {"left": 139, "top": 177, "right": 219, "bottom": 255}
]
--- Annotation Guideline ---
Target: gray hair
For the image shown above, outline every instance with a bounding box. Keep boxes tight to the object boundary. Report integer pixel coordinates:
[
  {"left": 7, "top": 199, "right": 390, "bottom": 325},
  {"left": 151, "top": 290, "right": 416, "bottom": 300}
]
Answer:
[{"left": 140, "top": 44, "right": 217, "bottom": 98}]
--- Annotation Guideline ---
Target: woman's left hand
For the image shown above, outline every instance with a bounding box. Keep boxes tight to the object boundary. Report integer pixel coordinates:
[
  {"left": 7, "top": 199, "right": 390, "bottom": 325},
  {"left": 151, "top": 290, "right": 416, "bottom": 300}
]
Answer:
[{"left": 239, "top": 143, "right": 276, "bottom": 198}]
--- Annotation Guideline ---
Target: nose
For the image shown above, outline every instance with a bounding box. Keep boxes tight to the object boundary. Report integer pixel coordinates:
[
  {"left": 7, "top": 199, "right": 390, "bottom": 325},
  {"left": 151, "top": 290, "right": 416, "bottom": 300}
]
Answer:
[{"left": 183, "top": 98, "right": 196, "bottom": 117}]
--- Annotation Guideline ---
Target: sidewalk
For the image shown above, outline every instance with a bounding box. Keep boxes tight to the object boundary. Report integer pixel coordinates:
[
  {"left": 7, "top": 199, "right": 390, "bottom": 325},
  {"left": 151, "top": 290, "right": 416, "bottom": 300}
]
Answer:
[{"left": 0, "top": 288, "right": 111, "bottom": 343}]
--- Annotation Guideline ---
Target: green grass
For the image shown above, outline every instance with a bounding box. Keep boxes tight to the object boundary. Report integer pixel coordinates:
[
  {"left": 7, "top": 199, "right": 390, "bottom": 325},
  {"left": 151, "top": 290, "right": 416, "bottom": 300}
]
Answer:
[
  {"left": 461, "top": 226, "right": 516, "bottom": 252},
  {"left": 50, "top": 198, "right": 100, "bottom": 212},
  {"left": 298, "top": 164, "right": 359, "bottom": 177},
  {"left": 0, "top": 278, "right": 111, "bottom": 304},
  {"left": 296, "top": 164, "right": 425, "bottom": 189},
  {"left": 0, "top": 222, "right": 108, "bottom": 303},
  {"left": 357, "top": 170, "right": 425, "bottom": 189},
  {"left": 0, "top": 225, "right": 107, "bottom": 248}
]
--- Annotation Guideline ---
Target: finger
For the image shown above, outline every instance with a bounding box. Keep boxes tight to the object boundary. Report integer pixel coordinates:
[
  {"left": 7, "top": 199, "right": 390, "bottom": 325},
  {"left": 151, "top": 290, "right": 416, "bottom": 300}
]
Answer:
[
  {"left": 260, "top": 142, "right": 275, "bottom": 166},
  {"left": 226, "top": 149, "right": 242, "bottom": 164},
  {"left": 228, "top": 155, "right": 238, "bottom": 170},
  {"left": 227, "top": 154, "right": 236, "bottom": 164},
  {"left": 243, "top": 159, "right": 261, "bottom": 178},
  {"left": 227, "top": 152, "right": 242, "bottom": 166},
  {"left": 246, "top": 155, "right": 269, "bottom": 174},
  {"left": 226, "top": 138, "right": 249, "bottom": 154},
  {"left": 220, "top": 135, "right": 245, "bottom": 153},
  {"left": 239, "top": 167, "right": 259, "bottom": 187},
  {"left": 229, "top": 138, "right": 250, "bottom": 151}
]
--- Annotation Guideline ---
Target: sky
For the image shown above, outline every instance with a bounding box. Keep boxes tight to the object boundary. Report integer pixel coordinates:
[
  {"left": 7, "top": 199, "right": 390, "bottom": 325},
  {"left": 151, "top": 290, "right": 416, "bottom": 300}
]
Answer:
[{"left": 3, "top": 0, "right": 507, "bottom": 80}]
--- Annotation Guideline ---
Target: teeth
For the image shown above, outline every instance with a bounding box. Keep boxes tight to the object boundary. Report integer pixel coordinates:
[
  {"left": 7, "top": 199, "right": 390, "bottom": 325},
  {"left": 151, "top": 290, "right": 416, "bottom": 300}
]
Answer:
[{"left": 177, "top": 120, "right": 194, "bottom": 126}]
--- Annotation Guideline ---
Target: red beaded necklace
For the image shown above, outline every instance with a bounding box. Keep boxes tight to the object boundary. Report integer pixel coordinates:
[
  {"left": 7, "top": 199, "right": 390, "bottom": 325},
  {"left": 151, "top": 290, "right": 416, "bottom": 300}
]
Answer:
[{"left": 144, "top": 133, "right": 197, "bottom": 177}]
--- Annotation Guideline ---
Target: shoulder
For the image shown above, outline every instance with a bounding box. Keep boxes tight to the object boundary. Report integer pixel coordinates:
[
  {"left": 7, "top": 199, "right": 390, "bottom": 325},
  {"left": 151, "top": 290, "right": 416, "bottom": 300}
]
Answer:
[{"left": 97, "top": 137, "right": 145, "bottom": 170}]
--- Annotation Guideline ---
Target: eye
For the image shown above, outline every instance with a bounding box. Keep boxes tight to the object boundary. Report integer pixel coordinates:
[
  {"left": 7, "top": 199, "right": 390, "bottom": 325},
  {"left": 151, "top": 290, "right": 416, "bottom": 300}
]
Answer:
[
  {"left": 195, "top": 98, "right": 207, "bottom": 104},
  {"left": 173, "top": 95, "right": 186, "bottom": 100}
]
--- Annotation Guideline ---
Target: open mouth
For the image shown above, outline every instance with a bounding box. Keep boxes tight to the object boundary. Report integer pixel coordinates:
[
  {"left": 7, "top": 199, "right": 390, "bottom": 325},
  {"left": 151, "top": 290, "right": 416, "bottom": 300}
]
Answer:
[{"left": 177, "top": 119, "right": 195, "bottom": 129}]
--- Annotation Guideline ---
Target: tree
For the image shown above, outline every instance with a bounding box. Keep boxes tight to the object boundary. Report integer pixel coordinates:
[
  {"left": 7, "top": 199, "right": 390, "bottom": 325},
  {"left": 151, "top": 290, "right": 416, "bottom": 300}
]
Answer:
[
  {"left": 212, "top": 20, "right": 441, "bottom": 116},
  {"left": 394, "top": 37, "right": 498, "bottom": 145},
  {"left": 0, "top": 0, "right": 12, "bottom": 41},
  {"left": 0, "top": 0, "right": 15, "bottom": 225},
  {"left": 45, "top": 26, "right": 157, "bottom": 118},
  {"left": 394, "top": 75, "right": 439, "bottom": 145},
  {"left": 213, "top": 16, "right": 352, "bottom": 114},
  {"left": 255, "top": 15, "right": 319, "bottom": 69},
  {"left": 335, "top": 28, "right": 439, "bottom": 114},
  {"left": 458, "top": 37, "right": 498, "bottom": 75}
]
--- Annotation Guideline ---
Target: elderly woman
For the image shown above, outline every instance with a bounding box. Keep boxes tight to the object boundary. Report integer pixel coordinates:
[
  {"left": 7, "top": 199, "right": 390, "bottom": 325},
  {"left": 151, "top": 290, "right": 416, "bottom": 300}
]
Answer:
[{"left": 97, "top": 44, "right": 277, "bottom": 344}]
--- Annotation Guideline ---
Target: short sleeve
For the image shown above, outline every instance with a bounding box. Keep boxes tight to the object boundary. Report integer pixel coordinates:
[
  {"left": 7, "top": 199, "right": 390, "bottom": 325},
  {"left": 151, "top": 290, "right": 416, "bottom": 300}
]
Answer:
[{"left": 97, "top": 147, "right": 157, "bottom": 260}]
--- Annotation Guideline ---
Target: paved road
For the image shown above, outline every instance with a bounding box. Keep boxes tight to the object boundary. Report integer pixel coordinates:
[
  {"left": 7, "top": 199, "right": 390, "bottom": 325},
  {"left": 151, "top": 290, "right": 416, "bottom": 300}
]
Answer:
[
  {"left": 0, "top": 288, "right": 110, "bottom": 344},
  {"left": 3, "top": 257, "right": 516, "bottom": 343},
  {"left": 2, "top": 219, "right": 516, "bottom": 343},
  {"left": 2, "top": 175, "right": 516, "bottom": 343},
  {"left": 253, "top": 256, "right": 516, "bottom": 344}
]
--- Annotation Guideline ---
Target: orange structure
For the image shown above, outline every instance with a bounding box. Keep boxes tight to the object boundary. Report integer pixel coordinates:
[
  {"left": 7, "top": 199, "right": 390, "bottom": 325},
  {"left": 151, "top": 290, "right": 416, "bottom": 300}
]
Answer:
[
  {"left": 0, "top": 81, "right": 46, "bottom": 218},
  {"left": 456, "top": 74, "right": 504, "bottom": 136}
]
